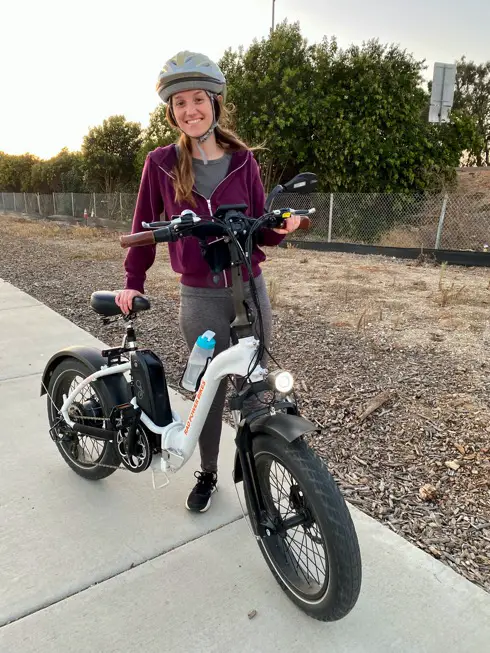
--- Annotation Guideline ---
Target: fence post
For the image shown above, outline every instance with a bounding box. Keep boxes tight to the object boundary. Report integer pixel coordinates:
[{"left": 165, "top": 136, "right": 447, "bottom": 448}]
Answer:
[
  {"left": 93, "top": 193, "right": 97, "bottom": 218},
  {"left": 24, "top": 192, "right": 27, "bottom": 213},
  {"left": 120, "top": 192, "right": 123, "bottom": 221},
  {"left": 37, "top": 193, "right": 41, "bottom": 215},
  {"left": 71, "top": 192, "right": 75, "bottom": 217},
  {"left": 13, "top": 193, "right": 17, "bottom": 212},
  {"left": 328, "top": 193, "right": 334, "bottom": 242},
  {"left": 435, "top": 193, "right": 448, "bottom": 250},
  {"left": 53, "top": 192, "right": 56, "bottom": 216},
  {"left": 1, "top": 192, "right": 4, "bottom": 213}
]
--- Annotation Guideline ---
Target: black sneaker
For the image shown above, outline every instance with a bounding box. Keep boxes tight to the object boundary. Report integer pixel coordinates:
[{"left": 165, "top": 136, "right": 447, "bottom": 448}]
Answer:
[{"left": 185, "top": 471, "right": 218, "bottom": 513}]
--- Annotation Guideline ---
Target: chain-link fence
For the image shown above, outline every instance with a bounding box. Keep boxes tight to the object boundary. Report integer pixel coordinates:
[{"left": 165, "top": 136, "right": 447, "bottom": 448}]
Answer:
[
  {"left": 0, "top": 191, "right": 137, "bottom": 225},
  {"left": 270, "top": 190, "right": 490, "bottom": 252},
  {"left": 2, "top": 190, "right": 490, "bottom": 252}
]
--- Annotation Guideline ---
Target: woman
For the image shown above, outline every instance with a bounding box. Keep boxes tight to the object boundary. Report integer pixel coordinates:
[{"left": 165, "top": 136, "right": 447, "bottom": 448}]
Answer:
[{"left": 116, "top": 51, "right": 300, "bottom": 513}]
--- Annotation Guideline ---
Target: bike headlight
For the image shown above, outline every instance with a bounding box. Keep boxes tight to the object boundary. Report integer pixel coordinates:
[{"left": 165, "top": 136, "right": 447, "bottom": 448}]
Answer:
[{"left": 268, "top": 370, "right": 294, "bottom": 394}]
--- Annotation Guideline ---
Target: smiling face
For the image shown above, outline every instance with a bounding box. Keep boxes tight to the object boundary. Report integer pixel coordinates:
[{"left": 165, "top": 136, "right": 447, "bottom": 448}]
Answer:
[{"left": 171, "top": 89, "right": 214, "bottom": 138}]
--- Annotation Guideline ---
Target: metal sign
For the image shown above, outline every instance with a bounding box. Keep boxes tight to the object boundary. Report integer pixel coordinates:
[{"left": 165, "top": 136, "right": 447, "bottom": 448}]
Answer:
[{"left": 429, "top": 62, "right": 457, "bottom": 123}]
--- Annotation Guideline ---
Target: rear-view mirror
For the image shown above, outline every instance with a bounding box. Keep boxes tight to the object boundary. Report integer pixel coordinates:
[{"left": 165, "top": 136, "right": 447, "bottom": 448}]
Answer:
[
  {"left": 282, "top": 173, "right": 318, "bottom": 194},
  {"left": 264, "top": 172, "right": 318, "bottom": 212}
]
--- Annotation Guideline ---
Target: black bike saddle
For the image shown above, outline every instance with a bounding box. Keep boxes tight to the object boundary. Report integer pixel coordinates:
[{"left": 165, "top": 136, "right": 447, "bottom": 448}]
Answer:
[{"left": 90, "top": 291, "right": 151, "bottom": 317}]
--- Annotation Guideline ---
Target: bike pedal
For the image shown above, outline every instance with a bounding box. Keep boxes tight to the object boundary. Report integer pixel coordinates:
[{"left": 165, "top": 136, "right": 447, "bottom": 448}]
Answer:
[{"left": 110, "top": 403, "right": 136, "bottom": 428}]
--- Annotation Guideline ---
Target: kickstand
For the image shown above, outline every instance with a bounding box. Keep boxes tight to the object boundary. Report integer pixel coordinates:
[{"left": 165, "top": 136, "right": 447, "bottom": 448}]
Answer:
[{"left": 151, "top": 467, "right": 170, "bottom": 490}]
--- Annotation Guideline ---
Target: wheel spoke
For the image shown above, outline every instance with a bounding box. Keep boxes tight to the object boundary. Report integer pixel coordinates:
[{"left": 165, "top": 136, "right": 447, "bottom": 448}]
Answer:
[
  {"left": 289, "top": 528, "right": 309, "bottom": 577},
  {"left": 266, "top": 476, "right": 294, "bottom": 521},
  {"left": 282, "top": 528, "right": 308, "bottom": 578},
  {"left": 271, "top": 463, "right": 289, "bottom": 503},
  {"left": 84, "top": 436, "right": 101, "bottom": 462},
  {"left": 310, "top": 542, "right": 326, "bottom": 578},
  {"left": 284, "top": 531, "right": 313, "bottom": 585},
  {"left": 56, "top": 372, "right": 106, "bottom": 467},
  {"left": 269, "top": 465, "right": 296, "bottom": 518},
  {"left": 310, "top": 534, "right": 327, "bottom": 574},
  {"left": 303, "top": 533, "right": 323, "bottom": 585},
  {"left": 287, "top": 533, "right": 325, "bottom": 585},
  {"left": 269, "top": 475, "right": 290, "bottom": 502}
]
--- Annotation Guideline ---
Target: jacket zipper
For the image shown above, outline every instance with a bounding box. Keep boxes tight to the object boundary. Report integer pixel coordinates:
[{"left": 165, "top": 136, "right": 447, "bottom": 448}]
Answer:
[
  {"left": 159, "top": 155, "right": 250, "bottom": 289},
  {"left": 193, "top": 158, "right": 248, "bottom": 289},
  {"left": 199, "top": 195, "right": 227, "bottom": 287}
]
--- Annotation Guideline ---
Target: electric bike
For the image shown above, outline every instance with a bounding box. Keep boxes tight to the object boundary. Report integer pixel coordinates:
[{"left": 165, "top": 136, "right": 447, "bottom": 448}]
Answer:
[{"left": 41, "top": 173, "right": 362, "bottom": 621}]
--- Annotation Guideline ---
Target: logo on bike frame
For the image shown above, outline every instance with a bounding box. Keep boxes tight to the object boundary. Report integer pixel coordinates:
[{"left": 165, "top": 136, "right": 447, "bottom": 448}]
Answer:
[
  {"left": 136, "top": 380, "right": 144, "bottom": 400},
  {"left": 184, "top": 380, "right": 206, "bottom": 435}
]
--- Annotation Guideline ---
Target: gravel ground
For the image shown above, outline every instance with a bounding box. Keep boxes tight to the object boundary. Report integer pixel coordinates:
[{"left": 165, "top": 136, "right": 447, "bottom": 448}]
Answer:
[{"left": 1, "top": 213, "right": 489, "bottom": 593}]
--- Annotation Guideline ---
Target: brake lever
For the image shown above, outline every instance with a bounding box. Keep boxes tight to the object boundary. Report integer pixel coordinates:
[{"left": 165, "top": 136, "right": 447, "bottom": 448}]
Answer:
[
  {"left": 142, "top": 221, "right": 170, "bottom": 230},
  {"left": 272, "top": 208, "right": 315, "bottom": 217},
  {"left": 142, "top": 212, "right": 201, "bottom": 231}
]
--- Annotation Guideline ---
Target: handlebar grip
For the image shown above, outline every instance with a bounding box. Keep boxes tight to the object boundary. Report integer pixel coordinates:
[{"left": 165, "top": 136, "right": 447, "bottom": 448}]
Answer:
[
  {"left": 120, "top": 231, "right": 156, "bottom": 249},
  {"left": 298, "top": 216, "right": 311, "bottom": 230}
]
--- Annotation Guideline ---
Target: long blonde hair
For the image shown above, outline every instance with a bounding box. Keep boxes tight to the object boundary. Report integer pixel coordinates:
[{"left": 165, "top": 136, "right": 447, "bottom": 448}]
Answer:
[{"left": 165, "top": 99, "right": 253, "bottom": 205}]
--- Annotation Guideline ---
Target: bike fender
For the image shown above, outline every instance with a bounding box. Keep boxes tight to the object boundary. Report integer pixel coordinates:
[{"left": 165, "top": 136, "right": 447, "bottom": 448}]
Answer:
[
  {"left": 233, "top": 413, "right": 319, "bottom": 483},
  {"left": 40, "top": 345, "right": 130, "bottom": 405}
]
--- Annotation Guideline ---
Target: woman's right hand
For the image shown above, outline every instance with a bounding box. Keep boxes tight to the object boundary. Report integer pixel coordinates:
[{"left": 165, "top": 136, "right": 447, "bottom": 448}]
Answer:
[{"left": 115, "top": 289, "right": 144, "bottom": 315}]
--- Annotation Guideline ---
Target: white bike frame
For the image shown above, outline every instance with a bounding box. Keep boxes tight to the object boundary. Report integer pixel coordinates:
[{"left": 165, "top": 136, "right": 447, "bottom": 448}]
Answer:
[{"left": 59, "top": 334, "right": 266, "bottom": 480}]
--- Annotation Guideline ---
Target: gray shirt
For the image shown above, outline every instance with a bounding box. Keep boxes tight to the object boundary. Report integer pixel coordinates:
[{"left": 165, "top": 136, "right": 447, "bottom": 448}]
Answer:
[{"left": 192, "top": 153, "right": 232, "bottom": 199}]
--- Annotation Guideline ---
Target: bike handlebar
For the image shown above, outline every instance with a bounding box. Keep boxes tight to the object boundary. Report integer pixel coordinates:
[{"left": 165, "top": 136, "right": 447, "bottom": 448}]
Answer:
[{"left": 120, "top": 208, "right": 313, "bottom": 250}]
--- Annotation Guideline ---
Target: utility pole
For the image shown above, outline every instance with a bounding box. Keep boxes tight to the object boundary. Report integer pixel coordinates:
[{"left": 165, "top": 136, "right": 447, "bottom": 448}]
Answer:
[{"left": 272, "top": 0, "right": 275, "bottom": 32}]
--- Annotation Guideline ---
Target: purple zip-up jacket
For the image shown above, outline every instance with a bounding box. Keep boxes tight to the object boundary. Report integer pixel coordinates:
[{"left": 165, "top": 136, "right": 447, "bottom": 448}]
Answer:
[{"left": 124, "top": 144, "right": 285, "bottom": 293}]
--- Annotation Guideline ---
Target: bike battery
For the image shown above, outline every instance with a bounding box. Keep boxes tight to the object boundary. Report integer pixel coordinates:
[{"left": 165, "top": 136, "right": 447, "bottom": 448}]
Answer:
[{"left": 130, "top": 350, "right": 173, "bottom": 427}]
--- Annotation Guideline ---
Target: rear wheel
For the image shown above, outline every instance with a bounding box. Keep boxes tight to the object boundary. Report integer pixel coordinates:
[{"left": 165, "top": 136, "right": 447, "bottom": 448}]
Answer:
[
  {"left": 246, "top": 434, "right": 362, "bottom": 621},
  {"left": 47, "top": 358, "right": 120, "bottom": 480}
]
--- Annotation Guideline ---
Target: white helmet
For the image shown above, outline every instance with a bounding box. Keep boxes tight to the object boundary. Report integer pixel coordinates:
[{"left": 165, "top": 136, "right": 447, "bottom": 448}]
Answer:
[{"left": 156, "top": 51, "right": 227, "bottom": 104}]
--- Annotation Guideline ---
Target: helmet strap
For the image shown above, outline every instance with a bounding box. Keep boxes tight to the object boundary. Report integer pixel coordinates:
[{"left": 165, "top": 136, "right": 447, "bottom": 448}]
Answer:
[{"left": 195, "top": 92, "right": 220, "bottom": 164}]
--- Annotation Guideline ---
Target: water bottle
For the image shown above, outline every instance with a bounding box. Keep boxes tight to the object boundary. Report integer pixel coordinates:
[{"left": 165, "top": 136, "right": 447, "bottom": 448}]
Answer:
[{"left": 181, "top": 330, "right": 216, "bottom": 392}]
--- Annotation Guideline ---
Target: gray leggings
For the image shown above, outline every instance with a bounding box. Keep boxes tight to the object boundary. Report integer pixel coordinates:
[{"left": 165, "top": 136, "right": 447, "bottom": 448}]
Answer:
[{"left": 178, "top": 273, "right": 272, "bottom": 473}]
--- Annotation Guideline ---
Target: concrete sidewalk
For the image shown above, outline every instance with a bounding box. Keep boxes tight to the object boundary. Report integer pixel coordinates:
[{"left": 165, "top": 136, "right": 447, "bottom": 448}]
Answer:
[{"left": 1, "top": 278, "right": 489, "bottom": 652}]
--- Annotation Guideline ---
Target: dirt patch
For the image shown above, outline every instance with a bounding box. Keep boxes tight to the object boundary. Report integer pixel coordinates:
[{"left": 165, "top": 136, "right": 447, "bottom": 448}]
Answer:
[{"left": 1, "top": 213, "right": 489, "bottom": 593}]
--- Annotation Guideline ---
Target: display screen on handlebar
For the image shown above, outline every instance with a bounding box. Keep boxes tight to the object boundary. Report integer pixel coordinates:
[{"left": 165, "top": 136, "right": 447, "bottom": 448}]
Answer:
[
  {"left": 178, "top": 221, "right": 226, "bottom": 240},
  {"left": 152, "top": 207, "right": 256, "bottom": 244}
]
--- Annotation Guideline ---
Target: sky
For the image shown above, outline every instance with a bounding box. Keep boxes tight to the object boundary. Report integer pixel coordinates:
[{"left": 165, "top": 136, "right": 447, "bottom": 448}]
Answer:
[{"left": 1, "top": 0, "right": 489, "bottom": 160}]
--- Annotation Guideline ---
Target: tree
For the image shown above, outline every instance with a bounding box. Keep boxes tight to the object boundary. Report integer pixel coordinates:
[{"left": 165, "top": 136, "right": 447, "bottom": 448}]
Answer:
[
  {"left": 220, "top": 21, "right": 470, "bottom": 194},
  {"left": 453, "top": 57, "right": 490, "bottom": 165},
  {"left": 30, "top": 148, "right": 85, "bottom": 193},
  {"left": 135, "top": 104, "right": 178, "bottom": 176},
  {"left": 220, "top": 21, "right": 315, "bottom": 190},
  {"left": 81, "top": 115, "right": 143, "bottom": 192},
  {"left": 0, "top": 152, "right": 39, "bottom": 192},
  {"left": 312, "top": 37, "right": 468, "bottom": 193}
]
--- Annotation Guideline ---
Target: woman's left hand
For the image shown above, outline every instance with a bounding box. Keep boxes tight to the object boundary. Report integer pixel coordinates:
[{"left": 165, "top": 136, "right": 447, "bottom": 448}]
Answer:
[{"left": 272, "top": 216, "right": 302, "bottom": 235}]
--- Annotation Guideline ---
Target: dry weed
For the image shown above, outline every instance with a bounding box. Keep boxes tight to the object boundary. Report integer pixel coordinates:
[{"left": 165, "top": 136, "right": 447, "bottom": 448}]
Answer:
[
  {"left": 378, "top": 225, "right": 426, "bottom": 248},
  {"left": 4, "top": 216, "right": 115, "bottom": 242},
  {"left": 267, "top": 277, "right": 280, "bottom": 307},
  {"left": 434, "top": 262, "right": 467, "bottom": 307},
  {"left": 356, "top": 305, "right": 384, "bottom": 331},
  {"left": 436, "top": 282, "right": 466, "bottom": 307}
]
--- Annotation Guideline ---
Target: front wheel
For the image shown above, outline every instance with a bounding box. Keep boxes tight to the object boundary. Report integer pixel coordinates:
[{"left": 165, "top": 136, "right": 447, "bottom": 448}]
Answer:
[{"left": 246, "top": 434, "right": 362, "bottom": 621}]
